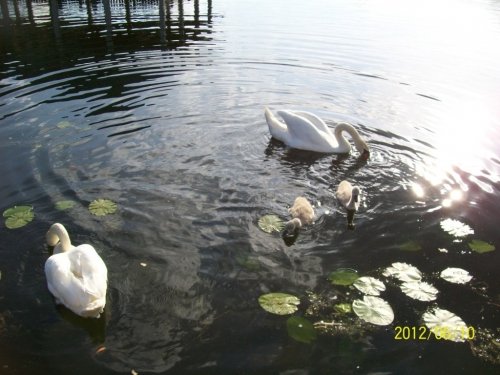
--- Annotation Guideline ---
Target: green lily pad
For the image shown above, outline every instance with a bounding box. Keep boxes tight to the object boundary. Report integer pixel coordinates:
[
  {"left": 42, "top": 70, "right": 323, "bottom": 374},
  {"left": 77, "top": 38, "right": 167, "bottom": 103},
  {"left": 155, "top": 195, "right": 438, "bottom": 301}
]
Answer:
[
  {"left": 334, "top": 303, "right": 352, "bottom": 314},
  {"left": 55, "top": 200, "right": 76, "bottom": 211},
  {"left": 258, "top": 293, "right": 300, "bottom": 315},
  {"left": 399, "top": 240, "right": 422, "bottom": 252},
  {"left": 286, "top": 316, "right": 317, "bottom": 344},
  {"left": 57, "top": 120, "right": 72, "bottom": 129},
  {"left": 258, "top": 214, "right": 284, "bottom": 233},
  {"left": 3, "top": 205, "right": 34, "bottom": 229},
  {"left": 328, "top": 268, "right": 359, "bottom": 286},
  {"left": 88, "top": 199, "right": 117, "bottom": 216},
  {"left": 468, "top": 240, "right": 495, "bottom": 254}
]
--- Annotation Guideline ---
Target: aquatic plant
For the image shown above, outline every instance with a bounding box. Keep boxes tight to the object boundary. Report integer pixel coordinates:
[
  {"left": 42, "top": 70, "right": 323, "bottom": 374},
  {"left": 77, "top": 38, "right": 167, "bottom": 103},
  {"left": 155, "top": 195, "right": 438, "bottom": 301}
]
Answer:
[
  {"left": 328, "top": 268, "right": 359, "bottom": 286},
  {"left": 468, "top": 240, "right": 495, "bottom": 254},
  {"left": 286, "top": 316, "right": 317, "bottom": 343},
  {"left": 353, "top": 276, "right": 386, "bottom": 296},
  {"left": 440, "top": 218, "right": 474, "bottom": 237},
  {"left": 258, "top": 293, "right": 300, "bottom": 315},
  {"left": 440, "top": 267, "right": 472, "bottom": 284},
  {"left": 3, "top": 205, "right": 34, "bottom": 229},
  {"left": 399, "top": 240, "right": 422, "bottom": 252},
  {"left": 400, "top": 281, "right": 438, "bottom": 301},
  {"left": 55, "top": 200, "right": 76, "bottom": 211},
  {"left": 352, "top": 296, "right": 394, "bottom": 326},
  {"left": 383, "top": 262, "right": 422, "bottom": 282},
  {"left": 88, "top": 199, "right": 117, "bottom": 216},
  {"left": 422, "top": 308, "right": 467, "bottom": 342},
  {"left": 258, "top": 214, "right": 285, "bottom": 233}
]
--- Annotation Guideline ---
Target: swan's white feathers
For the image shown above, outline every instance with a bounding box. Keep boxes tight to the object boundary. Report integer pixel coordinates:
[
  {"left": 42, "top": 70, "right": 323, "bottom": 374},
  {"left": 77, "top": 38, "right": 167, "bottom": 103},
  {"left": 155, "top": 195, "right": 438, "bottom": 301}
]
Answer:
[
  {"left": 265, "top": 107, "right": 369, "bottom": 154},
  {"left": 293, "top": 111, "right": 331, "bottom": 134},
  {"left": 44, "top": 223, "right": 107, "bottom": 318},
  {"left": 277, "top": 110, "right": 337, "bottom": 152}
]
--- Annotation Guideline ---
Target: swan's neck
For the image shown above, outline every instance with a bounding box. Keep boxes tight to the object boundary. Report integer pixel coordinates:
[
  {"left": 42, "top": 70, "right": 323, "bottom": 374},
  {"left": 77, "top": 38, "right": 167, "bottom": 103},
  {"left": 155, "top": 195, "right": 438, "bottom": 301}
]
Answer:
[
  {"left": 334, "top": 123, "right": 366, "bottom": 153},
  {"left": 46, "top": 223, "right": 72, "bottom": 252}
]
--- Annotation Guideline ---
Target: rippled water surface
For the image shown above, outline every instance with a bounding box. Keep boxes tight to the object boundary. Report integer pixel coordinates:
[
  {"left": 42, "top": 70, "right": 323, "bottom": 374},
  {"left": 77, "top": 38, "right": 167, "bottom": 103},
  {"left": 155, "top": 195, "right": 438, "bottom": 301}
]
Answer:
[{"left": 1, "top": 0, "right": 500, "bottom": 373}]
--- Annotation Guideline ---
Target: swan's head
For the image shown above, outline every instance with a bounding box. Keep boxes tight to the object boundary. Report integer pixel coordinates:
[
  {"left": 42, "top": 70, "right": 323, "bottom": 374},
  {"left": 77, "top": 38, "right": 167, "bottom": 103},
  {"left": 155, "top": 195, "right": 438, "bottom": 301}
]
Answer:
[
  {"left": 355, "top": 138, "right": 370, "bottom": 159},
  {"left": 283, "top": 218, "right": 302, "bottom": 236},
  {"left": 46, "top": 228, "right": 61, "bottom": 247},
  {"left": 351, "top": 186, "right": 361, "bottom": 205}
]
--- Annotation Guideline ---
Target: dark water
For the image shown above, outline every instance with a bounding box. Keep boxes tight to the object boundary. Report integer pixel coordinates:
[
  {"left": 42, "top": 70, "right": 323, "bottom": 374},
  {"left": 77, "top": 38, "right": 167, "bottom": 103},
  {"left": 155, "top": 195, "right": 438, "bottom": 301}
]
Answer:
[{"left": 1, "top": 0, "right": 499, "bottom": 373}]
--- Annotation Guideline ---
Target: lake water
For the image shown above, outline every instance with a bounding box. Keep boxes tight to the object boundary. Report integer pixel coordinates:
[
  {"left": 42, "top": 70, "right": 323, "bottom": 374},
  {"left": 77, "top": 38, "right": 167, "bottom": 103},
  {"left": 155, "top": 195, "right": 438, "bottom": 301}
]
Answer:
[{"left": 1, "top": 0, "right": 499, "bottom": 373}]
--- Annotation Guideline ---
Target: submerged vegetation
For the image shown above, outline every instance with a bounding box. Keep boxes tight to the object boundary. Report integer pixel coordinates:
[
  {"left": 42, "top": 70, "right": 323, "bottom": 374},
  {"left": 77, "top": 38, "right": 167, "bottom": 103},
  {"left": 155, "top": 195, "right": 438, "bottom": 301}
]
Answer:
[{"left": 256, "top": 217, "right": 498, "bottom": 362}]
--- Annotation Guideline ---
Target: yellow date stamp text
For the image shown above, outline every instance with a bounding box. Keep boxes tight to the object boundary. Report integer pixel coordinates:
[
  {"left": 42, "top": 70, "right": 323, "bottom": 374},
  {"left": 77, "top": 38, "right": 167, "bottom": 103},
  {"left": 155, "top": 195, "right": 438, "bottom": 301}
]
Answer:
[{"left": 394, "top": 326, "right": 475, "bottom": 341}]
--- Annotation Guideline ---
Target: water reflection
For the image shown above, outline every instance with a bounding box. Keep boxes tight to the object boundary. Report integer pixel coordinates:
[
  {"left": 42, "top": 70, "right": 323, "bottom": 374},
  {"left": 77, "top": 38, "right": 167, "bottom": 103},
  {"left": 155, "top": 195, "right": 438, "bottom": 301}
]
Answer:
[{"left": 1, "top": 0, "right": 500, "bottom": 373}]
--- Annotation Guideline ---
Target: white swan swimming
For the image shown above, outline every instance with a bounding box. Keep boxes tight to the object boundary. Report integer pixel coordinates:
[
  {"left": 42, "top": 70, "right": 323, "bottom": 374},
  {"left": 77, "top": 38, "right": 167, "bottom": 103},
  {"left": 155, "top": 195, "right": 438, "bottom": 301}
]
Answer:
[
  {"left": 265, "top": 107, "right": 370, "bottom": 156},
  {"left": 336, "top": 180, "right": 362, "bottom": 229},
  {"left": 284, "top": 197, "right": 315, "bottom": 235},
  {"left": 44, "top": 223, "right": 107, "bottom": 318}
]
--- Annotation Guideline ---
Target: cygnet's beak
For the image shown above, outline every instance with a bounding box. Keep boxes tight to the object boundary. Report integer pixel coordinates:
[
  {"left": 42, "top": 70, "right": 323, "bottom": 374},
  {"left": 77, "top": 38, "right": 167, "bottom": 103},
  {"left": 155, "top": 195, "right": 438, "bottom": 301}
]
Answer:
[{"left": 353, "top": 194, "right": 359, "bottom": 203}]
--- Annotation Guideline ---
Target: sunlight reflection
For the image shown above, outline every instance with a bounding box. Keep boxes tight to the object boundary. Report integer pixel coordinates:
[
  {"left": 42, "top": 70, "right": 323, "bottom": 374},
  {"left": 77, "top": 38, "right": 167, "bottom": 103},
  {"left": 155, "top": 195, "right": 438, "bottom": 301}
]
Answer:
[{"left": 411, "top": 183, "right": 425, "bottom": 198}]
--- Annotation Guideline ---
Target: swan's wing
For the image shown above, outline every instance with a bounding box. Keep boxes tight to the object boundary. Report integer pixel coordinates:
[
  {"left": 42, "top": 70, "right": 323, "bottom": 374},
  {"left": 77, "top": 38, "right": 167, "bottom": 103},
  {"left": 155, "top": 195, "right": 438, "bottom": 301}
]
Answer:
[
  {"left": 292, "top": 111, "right": 331, "bottom": 134},
  {"left": 277, "top": 110, "right": 337, "bottom": 152},
  {"left": 45, "top": 253, "right": 94, "bottom": 314},
  {"left": 69, "top": 245, "right": 107, "bottom": 298}
]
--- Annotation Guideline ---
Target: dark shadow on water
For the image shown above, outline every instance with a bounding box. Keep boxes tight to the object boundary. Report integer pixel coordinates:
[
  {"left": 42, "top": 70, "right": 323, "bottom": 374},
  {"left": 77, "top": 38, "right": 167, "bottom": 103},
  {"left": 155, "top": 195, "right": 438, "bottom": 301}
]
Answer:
[{"left": 54, "top": 303, "right": 107, "bottom": 344}]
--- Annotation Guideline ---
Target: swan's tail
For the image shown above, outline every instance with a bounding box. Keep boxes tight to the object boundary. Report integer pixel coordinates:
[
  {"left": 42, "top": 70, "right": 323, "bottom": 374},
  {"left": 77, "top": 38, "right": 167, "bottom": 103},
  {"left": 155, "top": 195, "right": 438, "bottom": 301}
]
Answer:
[{"left": 264, "top": 107, "right": 288, "bottom": 143}]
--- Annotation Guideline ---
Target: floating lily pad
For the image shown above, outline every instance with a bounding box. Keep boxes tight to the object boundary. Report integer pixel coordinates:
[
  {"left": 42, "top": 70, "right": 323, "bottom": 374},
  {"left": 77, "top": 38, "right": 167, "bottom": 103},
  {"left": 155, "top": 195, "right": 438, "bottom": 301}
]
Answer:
[
  {"left": 440, "top": 218, "right": 474, "bottom": 237},
  {"left": 468, "top": 240, "right": 495, "bottom": 254},
  {"left": 353, "top": 276, "right": 386, "bottom": 296},
  {"left": 422, "top": 308, "right": 468, "bottom": 342},
  {"left": 352, "top": 296, "right": 394, "bottom": 326},
  {"left": 400, "top": 281, "right": 438, "bottom": 301},
  {"left": 440, "top": 267, "right": 473, "bottom": 284},
  {"left": 55, "top": 200, "right": 76, "bottom": 211},
  {"left": 57, "top": 120, "right": 72, "bottom": 129},
  {"left": 328, "top": 268, "right": 359, "bottom": 286},
  {"left": 258, "top": 293, "right": 300, "bottom": 315},
  {"left": 3, "top": 205, "right": 34, "bottom": 229},
  {"left": 383, "top": 262, "right": 422, "bottom": 282},
  {"left": 399, "top": 240, "right": 422, "bottom": 252},
  {"left": 258, "top": 214, "right": 284, "bottom": 233},
  {"left": 334, "top": 303, "right": 352, "bottom": 314},
  {"left": 286, "top": 316, "right": 317, "bottom": 344},
  {"left": 88, "top": 199, "right": 117, "bottom": 216}
]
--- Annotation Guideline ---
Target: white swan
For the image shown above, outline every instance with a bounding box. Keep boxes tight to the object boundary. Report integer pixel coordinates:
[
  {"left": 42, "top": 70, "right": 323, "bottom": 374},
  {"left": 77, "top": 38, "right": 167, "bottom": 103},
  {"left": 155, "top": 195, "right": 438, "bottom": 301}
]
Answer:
[
  {"left": 265, "top": 107, "right": 370, "bottom": 156},
  {"left": 336, "top": 180, "right": 361, "bottom": 229},
  {"left": 44, "top": 223, "right": 107, "bottom": 318},
  {"left": 284, "top": 197, "right": 315, "bottom": 235}
]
